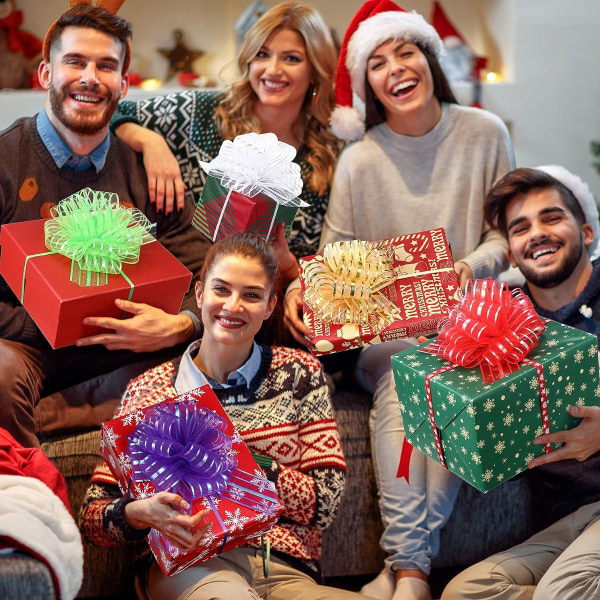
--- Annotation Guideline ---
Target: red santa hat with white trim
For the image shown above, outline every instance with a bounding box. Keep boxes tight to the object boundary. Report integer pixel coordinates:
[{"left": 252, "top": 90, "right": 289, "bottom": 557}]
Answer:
[{"left": 330, "top": 0, "right": 444, "bottom": 142}]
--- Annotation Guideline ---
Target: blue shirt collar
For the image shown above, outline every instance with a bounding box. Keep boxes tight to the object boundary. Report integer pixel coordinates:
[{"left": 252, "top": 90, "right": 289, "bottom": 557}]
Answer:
[
  {"left": 175, "top": 340, "right": 263, "bottom": 394},
  {"left": 36, "top": 109, "right": 110, "bottom": 172}
]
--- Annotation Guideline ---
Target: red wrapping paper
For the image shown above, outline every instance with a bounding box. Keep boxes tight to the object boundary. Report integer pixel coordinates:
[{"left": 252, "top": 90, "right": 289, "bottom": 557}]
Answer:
[
  {"left": 101, "top": 386, "right": 283, "bottom": 576},
  {"left": 299, "top": 229, "right": 460, "bottom": 356},
  {"left": 0, "top": 218, "right": 192, "bottom": 348}
]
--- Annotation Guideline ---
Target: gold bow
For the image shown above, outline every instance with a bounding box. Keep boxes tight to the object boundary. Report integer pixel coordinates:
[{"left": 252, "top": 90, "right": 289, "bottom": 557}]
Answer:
[{"left": 303, "top": 241, "right": 402, "bottom": 333}]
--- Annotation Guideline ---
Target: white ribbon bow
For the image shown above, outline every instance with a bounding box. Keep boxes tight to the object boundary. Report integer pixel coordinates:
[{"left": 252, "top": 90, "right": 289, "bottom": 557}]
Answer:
[{"left": 200, "top": 132, "right": 306, "bottom": 208}]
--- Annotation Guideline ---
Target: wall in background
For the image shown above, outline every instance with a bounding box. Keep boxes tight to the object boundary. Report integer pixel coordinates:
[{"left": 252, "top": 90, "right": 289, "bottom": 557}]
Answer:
[{"left": 4, "top": 0, "right": 600, "bottom": 199}]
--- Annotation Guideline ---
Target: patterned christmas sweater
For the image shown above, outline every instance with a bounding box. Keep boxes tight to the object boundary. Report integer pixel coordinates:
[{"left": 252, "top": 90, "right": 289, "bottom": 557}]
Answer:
[
  {"left": 79, "top": 345, "right": 346, "bottom": 575},
  {"left": 111, "top": 89, "right": 331, "bottom": 259}
]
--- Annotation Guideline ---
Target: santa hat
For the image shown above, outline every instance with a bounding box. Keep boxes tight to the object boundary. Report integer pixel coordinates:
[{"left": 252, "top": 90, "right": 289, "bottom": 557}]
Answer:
[
  {"left": 536, "top": 165, "right": 600, "bottom": 261},
  {"left": 431, "top": 1, "right": 463, "bottom": 49},
  {"left": 42, "top": 0, "right": 130, "bottom": 74},
  {"left": 330, "top": 0, "right": 443, "bottom": 142}
]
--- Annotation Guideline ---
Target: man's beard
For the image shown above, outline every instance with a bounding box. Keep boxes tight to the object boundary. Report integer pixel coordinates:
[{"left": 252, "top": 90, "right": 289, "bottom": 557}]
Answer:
[
  {"left": 49, "top": 82, "right": 118, "bottom": 135},
  {"left": 518, "top": 233, "right": 586, "bottom": 289}
]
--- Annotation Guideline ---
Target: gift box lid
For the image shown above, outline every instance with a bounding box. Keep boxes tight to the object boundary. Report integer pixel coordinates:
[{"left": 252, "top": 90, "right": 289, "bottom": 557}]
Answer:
[{"left": 1, "top": 218, "right": 192, "bottom": 321}]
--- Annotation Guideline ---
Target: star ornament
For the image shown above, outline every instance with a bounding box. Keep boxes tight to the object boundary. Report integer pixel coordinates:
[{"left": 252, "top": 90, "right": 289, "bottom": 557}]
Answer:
[{"left": 158, "top": 29, "right": 203, "bottom": 80}]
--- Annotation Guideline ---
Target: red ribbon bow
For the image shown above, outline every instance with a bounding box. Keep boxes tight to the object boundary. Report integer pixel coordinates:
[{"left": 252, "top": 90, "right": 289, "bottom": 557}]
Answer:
[{"left": 422, "top": 279, "right": 546, "bottom": 385}]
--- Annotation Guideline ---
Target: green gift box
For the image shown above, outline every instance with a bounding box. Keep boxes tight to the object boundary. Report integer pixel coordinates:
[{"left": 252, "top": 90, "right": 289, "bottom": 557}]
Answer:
[
  {"left": 192, "top": 175, "right": 300, "bottom": 243},
  {"left": 391, "top": 319, "right": 600, "bottom": 492}
]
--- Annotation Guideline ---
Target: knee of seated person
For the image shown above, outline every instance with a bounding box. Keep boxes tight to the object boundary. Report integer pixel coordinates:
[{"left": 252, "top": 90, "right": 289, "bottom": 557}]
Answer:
[
  {"left": 0, "top": 341, "right": 30, "bottom": 379},
  {"left": 533, "top": 571, "right": 598, "bottom": 600},
  {"left": 441, "top": 564, "right": 499, "bottom": 600}
]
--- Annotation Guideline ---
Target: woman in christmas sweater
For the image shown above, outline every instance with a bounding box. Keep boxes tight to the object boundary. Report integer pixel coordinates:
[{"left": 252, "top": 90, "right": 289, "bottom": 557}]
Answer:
[
  {"left": 111, "top": 2, "right": 340, "bottom": 273},
  {"left": 284, "top": 2, "right": 515, "bottom": 600},
  {"left": 79, "top": 233, "right": 370, "bottom": 600}
]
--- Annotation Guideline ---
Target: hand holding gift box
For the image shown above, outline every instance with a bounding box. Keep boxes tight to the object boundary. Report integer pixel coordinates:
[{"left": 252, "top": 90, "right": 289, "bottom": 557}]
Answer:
[
  {"left": 0, "top": 188, "right": 192, "bottom": 348},
  {"left": 299, "top": 228, "right": 461, "bottom": 355},
  {"left": 191, "top": 132, "right": 307, "bottom": 242},
  {"left": 392, "top": 279, "right": 600, "bottom": 492},
  {"left": 101, "top": 386, "right": 283, "bottom": 577}
]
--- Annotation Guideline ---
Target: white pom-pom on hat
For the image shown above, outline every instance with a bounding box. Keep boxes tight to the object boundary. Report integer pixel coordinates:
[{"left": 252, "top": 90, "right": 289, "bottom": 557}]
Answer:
[
  {"left": 330, "top": 0, "right": 443, "bottom": 142},
  {"left": 536, "top": 164, "right": 600, "bottom": 261}
]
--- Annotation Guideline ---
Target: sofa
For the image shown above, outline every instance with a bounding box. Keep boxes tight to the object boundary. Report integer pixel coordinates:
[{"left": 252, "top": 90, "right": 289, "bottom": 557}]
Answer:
[{"left": 24, "top": 370, "right": 535, "bottom": 599}]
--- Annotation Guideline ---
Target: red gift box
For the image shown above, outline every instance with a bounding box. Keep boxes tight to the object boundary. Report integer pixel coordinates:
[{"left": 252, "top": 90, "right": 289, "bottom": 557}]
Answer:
[
  {"left": 191, "top": 175, "right": 299, "bottom": 243},
  {"left": 299, "top": 228, "right": 461, "bottom": 356},
  {"left": 0, "top": 218, "right": 192, "bottom": 348},
  {"left": 101, "top": 386, "right": 283, "bottom": 577}
]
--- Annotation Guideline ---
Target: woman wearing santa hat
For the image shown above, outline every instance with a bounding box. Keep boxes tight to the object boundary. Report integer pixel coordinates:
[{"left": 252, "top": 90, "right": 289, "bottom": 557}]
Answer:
[{"left": 284, "top": 2, "right": 515, "bottom": 600}]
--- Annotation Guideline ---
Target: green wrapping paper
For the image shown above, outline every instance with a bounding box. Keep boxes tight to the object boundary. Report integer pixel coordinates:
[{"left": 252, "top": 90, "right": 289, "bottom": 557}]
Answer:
[
  {"left": 192, "top": 175, "right": 299, "bottom": 242},
  {"left": 391, "top": 320, "right": 600, "bottom": 492}
]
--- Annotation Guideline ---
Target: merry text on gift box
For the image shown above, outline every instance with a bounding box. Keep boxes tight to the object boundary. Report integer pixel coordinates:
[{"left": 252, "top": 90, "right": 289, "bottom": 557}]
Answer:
[
  {"left": 191, "top": 132, "right": 307, "bottom": 243},
  {"left": 101, "top": 386, "right": 283, "bottom": 577},
  {"left": 299, "top": 229, "right": 460, "bottom": 355},
  {"left": 391, "top": 280, "right": 600, "bottom": 493}
]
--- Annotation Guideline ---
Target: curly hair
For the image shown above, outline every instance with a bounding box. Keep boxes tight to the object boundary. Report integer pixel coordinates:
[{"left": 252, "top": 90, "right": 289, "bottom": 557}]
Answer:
[
  {"left": 485, "top": 168, "right": 587, "bottom": 238},
  {"left": 215, "top": 2, "right": 340, "bottom": 196}
]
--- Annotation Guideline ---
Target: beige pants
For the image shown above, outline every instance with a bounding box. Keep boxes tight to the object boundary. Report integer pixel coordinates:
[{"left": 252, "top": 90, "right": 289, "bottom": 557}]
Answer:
[
  {"left": 146, "top": 547, "right": 375, "bottom": 600},
  {"left": 441, "top": 500, "right": 600, "bottom": 600}
]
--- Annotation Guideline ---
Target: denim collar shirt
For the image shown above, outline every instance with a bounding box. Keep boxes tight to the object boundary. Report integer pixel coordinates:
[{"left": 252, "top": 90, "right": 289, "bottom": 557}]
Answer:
[
  {"left": 36, "top": 109, "right": 110, "bottom": 172},
  {"left": 174, "top": 339, "right": 263, "bottom": 394}
]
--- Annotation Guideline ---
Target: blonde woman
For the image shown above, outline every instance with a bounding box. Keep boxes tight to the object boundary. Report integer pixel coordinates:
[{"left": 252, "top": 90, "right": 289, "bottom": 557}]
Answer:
[{"left": 112, "top": 2, "right": 340, "bottom": 273}]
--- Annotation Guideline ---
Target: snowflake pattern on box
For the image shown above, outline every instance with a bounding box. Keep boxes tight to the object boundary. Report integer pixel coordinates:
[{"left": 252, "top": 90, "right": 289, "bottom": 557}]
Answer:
[
  {"left": 100, "top": 386, "right": 283, "bottom": 576},
  {"left": 391, "top": 320, "right": 600, "bottom": 492}
]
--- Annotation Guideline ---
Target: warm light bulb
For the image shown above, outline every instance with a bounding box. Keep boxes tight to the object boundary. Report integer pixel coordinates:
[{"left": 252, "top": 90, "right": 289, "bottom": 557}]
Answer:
[
  {"left": 140, "top": 78, "right": 162, "bottom": 91},
  {"left": 486, "top": 72, "right": 498, "bottom": 83}
]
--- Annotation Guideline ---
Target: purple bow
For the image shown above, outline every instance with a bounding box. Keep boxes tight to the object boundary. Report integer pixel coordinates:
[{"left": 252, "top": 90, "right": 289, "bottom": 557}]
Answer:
[{"left": 128, "top": 401, "right": 237, "bottom": 503}]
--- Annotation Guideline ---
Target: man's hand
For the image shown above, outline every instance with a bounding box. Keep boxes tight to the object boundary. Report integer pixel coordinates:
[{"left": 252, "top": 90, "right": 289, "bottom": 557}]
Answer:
[
  {"left": 454, "top": 261, "right": 473, "bottom": 290},
  {"left": 76, "top": 298, "right": 194, "bottom": 352},
  {"left": 124, "top": 492, "right": 210, "bottom": 553},
  {"left": 283, "top": 287, "right": 314, "bottom": 350},
  {"left": 528, "top": 405, "right": 600, "bottom": 468}
]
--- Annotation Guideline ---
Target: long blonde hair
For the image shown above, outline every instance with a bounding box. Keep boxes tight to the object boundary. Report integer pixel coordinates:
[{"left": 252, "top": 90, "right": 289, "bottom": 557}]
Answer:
[{"left": 215, "top": 2, "right": 339, "bottom": 196}]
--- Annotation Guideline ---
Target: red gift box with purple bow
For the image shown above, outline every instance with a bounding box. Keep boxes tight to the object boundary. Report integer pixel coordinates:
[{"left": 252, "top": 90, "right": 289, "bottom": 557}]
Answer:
[{"left": 101, "top": 386, "right": 283, "bottom": 576}]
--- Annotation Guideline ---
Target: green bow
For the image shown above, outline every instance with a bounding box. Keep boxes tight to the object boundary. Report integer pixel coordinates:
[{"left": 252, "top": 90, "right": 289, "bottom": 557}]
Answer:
[{"left": 44, "top": 188, "right": 155, "bottom": 286}]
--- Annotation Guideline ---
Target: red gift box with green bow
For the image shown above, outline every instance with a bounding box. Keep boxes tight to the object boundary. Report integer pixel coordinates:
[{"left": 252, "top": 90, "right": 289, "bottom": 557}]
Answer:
[{"left": 0, "top": 188, "right": 191, "bottom": 348}]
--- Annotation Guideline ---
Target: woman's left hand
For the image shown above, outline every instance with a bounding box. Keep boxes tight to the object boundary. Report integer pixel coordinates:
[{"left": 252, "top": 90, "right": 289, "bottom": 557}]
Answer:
[{"left": 454, "top": 261, "right": 473, "bottom": 289}]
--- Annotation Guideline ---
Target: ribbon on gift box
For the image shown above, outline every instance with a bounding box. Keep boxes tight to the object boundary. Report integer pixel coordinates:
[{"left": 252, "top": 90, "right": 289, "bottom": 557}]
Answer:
[
  {"left": 43, "top": 188, "right": 156, "bottom": 287},
  {"left": 20, "top": 188, "right": 156, "bottom": 304},
  {"left": 397, "top": 279, "right": 550, "bottom": 481},
  {"left": 127, "top": 400, "right": 279, "bottom": 556},
  {"left": 199, "top": 132, "right": 307, "bottom": 241},
  {"left": 303, "top": 240, "right": 455, "bottom": 336},
  {"left": 303, "top": 240, "right": 401, "bottom": 334}
]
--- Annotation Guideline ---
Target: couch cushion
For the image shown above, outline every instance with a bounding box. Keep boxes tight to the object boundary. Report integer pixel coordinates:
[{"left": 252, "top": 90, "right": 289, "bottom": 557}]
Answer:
[{"left": 0, "top": 552, "right": 55, "bottom": 600}]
